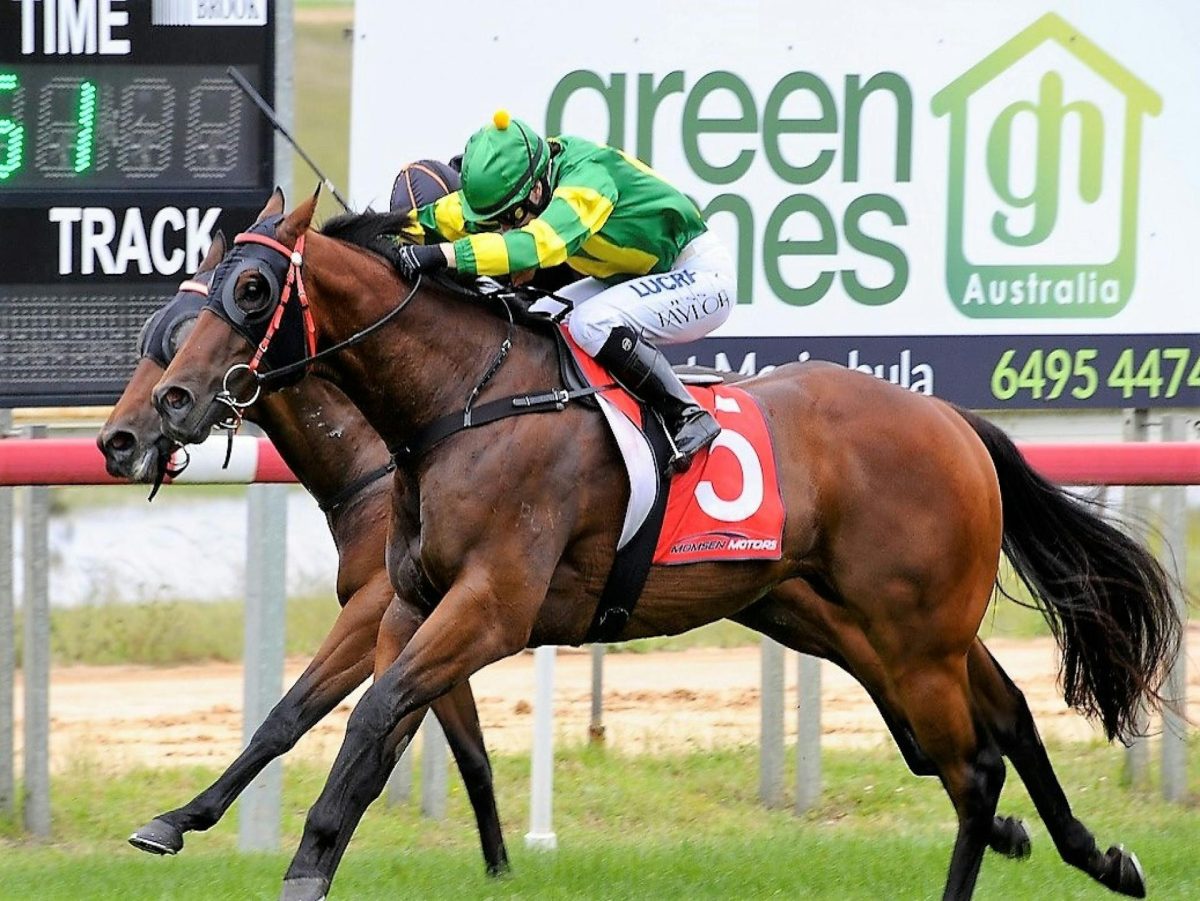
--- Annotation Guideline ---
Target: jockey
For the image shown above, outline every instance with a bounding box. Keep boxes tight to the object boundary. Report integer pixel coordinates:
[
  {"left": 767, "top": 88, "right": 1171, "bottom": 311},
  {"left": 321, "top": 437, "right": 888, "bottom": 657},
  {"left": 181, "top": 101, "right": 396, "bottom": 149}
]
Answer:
[
  {"left": 388, "top": 158, "right": 461, "bottom": 215},
  {"left": 394, "top": 110, "right": 734, "bottom": 473}
]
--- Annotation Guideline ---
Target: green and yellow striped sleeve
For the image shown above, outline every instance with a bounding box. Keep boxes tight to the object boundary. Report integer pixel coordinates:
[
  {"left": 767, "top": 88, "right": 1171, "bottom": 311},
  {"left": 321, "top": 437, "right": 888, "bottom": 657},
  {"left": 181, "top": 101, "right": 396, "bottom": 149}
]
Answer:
[
  {"left": 453, "top": 167, "right": 617, "bottom": 277},
  {"left": 401, "top": 191, "right": 472, "bottom": 244}
]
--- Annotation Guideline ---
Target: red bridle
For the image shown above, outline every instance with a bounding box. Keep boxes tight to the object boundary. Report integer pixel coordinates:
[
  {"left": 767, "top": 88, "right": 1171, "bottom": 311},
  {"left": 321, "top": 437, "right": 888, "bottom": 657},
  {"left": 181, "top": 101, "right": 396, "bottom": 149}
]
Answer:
[{"left": 233, "top": 230, "right": 319, "bottom": 374}]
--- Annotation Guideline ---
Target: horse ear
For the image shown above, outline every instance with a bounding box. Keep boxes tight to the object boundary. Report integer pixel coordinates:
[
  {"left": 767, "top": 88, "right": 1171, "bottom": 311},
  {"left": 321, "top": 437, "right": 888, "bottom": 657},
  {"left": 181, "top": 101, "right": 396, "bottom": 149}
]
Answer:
[
  {"left": 278, "top": 192, "right": 318, "bottom": 245},
  {"left": 256, "top": 187, "right": 286, "bottom": 224},
  {"left": 197, "top": 231, "right": 226, "bottom": 274}
]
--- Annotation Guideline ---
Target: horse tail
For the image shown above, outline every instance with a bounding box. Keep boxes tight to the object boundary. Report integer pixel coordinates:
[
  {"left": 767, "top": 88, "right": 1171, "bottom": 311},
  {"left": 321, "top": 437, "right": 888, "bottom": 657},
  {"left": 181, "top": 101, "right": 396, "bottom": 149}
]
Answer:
[{"left": 955, "top": 406, "right": 1182, "bottom": 743}]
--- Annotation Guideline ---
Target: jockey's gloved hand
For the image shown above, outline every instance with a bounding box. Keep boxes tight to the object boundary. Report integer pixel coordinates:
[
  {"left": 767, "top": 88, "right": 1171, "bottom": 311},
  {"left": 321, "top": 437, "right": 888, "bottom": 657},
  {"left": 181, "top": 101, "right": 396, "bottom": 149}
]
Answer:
[{"left": 395, "top": 243, "right": 447, "bottom": 281}]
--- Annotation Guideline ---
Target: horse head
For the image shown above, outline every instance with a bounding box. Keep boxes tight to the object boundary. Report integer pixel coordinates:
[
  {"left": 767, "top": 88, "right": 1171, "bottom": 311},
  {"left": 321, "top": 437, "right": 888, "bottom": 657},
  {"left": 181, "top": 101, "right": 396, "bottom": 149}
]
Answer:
[
  {"left": 153, "top": 188, "right": 322, "bottom": 445},
  {"left": 98, "top": 230, "right": 227, "bottom": 482},
  {"left": 153, "top": 183, "right": 495, "bottom": 460}
]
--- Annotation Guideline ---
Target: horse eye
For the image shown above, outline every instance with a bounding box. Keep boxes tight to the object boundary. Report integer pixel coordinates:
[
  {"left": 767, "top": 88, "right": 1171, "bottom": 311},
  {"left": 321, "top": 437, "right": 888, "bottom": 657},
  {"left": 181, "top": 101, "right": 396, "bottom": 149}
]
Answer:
[{"left": 235, "top": 272, "right": 274, "bottom": 316}]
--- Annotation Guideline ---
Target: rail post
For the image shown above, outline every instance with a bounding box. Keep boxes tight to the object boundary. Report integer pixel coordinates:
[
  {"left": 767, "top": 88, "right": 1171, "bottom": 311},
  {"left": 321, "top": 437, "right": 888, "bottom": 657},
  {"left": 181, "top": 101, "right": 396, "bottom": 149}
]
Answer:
[
  {"left": 386, "top": 727, "right": 415, "bottom": 805},
  {"left": 420, "top": 715, "right": 448, "bottom": 820},
  {"left": 526, "top": 646, "right": 557, "bottom": 850},
  {"left": 795, "top": 654, "right": 822, "bottom": 814},
  {"left": 238, "top": 481, "right": 288, "bottom": 852},
  {"left": 1121, "top": 409, "right": 1152, "bottom": 788},
  {"left": 1160, "top": 414, "right": 1189, "bottom": 802},
  {"left": 759, "top": 637, "right": 786, "bottom": 807},
  {"left": 0, "top": 410, "right": 13, "bottom": 819},
  {"left": 22, "top": 425, "right": 51, "bottom": 837},
  {"left": 589, "top": 645, "right": 605, "bottom": 744}
]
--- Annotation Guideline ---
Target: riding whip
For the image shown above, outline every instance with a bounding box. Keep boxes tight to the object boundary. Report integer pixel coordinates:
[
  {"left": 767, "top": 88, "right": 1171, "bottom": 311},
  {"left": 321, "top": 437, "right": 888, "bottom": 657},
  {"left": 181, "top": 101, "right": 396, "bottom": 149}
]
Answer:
[{"left": 226, "top": 65, "right": 352, "bottom": 211}]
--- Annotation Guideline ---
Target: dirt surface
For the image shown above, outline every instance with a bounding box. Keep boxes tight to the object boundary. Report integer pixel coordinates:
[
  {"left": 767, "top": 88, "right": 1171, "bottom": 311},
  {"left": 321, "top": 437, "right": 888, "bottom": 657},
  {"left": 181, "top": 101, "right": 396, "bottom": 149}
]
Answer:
[{"left": 11, "top": 628, "right": 1199, "bottom": 774}]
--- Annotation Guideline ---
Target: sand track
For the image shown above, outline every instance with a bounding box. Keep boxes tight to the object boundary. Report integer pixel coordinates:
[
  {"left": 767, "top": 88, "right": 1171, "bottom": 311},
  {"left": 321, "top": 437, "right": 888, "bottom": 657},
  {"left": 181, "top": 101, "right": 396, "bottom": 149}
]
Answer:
[{"left": 11, "top": 630, "right": 1199, "bottom": 774}]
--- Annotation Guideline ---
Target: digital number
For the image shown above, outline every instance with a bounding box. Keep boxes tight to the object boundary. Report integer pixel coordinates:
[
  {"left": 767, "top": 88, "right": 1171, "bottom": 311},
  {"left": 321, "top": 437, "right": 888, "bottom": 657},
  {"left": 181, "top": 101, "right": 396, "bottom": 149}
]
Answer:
[
  {"left": 0, "top": 72, "right": 24, "bottom": 181},
  {"left": 992, "top": 348, "right": 1098, "bottom": 401},
  {"left": 1044, "top": 348, "right": 1071, "bottom": 400},
  {"left": 185, "top": 79, "right": 242, "bottom": 177},
  {"left": 1107, "top": 348, "right": 1165, "bottom": 399},
  {"left": 991, "top": 349, "right": 1019, "bottom": 400},
  {"left": 1071, "top": 348, "right": 1098, "bottom": 399},
  {"left": 118, "top": 78, "right": 174, "bottom": 179},
  {"left": 1017, "top": 350, "right": 1046, "bottom": 399},
  {"left": 35, "top": 76, "right": 98, "bottom": 179},
  {"left": 0, "top": 69, "right": 257, "bottom": 189},
  {"left": 73, "top": 80, "right": 97, "bottom": 173}
]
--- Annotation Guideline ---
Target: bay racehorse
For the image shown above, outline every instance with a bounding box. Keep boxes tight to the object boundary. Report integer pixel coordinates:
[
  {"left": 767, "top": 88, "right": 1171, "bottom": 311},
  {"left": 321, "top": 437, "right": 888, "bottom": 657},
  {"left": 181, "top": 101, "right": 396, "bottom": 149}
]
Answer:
[
  {"left": 105, "top": 226, "right": 1000, "bottom": 879},
  {"left": 154, "top": 191, "right": 1179, "bottom": 901},
  {"left": 97, "top": 234, "right": 508, "bottom": 872},
  {"left": 124, "top": 194, "right": 1043, "bottom": 875}
]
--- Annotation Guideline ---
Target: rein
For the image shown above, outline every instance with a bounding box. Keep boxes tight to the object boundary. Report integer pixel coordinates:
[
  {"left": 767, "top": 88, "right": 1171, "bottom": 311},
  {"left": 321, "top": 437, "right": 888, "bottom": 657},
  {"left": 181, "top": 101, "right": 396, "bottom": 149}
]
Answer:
[{"left": 215, "top": 225, "right": 607, "bottom": 469}]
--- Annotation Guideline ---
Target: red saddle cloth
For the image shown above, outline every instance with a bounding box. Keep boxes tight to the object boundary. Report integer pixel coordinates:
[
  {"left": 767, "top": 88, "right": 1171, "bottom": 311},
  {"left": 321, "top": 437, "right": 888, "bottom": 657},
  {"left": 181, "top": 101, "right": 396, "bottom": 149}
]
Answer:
[
  {"left": 652, "top": 384, "right": 785, "bottom": 564},
  {"left": 563, "top": 330, "right": 785, "bottom": 566}
]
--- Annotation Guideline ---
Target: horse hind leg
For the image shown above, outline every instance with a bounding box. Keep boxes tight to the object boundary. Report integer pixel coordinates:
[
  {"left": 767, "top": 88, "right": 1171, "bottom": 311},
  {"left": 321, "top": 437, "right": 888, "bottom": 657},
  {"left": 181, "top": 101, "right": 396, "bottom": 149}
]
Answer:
[
  {"left": 968, "top": 643, "right": 1147, "bottom": 897},
  {"left": 430, "top": 680, "right": 510, "bottom": 875},
  {"left": 737, "top": 588, "right": 1029, "bottom": 863},
  {"left": 889, "top": 656, "right": 1007, "bottom": 900}
]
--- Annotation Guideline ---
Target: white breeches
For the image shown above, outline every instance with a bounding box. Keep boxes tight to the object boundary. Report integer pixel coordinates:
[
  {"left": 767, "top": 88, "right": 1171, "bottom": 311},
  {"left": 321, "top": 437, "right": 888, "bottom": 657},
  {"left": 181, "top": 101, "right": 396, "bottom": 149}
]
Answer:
[{"left": 560, "top": 231, "right": 735, "bottom": 355}]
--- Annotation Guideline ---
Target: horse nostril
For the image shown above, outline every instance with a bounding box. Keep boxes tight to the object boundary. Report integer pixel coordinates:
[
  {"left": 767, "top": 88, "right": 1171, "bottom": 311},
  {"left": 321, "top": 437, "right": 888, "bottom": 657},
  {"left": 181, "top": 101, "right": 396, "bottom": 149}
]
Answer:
[{"left": 104, "top": 431, "right": 135, "bottom": 455}]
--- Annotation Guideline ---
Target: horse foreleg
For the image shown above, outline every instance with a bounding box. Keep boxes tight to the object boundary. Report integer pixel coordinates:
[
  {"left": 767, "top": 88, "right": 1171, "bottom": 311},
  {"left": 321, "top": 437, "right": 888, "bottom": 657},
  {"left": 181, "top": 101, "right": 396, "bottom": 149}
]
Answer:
[
  {"left": 128, "top": 574, "right": 391, "bottom": 856},
  {"left": 375, "top": 590, "right": 510, "bottom": 876},
  {"left": 967, "top": 643, "right": 1146, "bottom": 897},
  {"left": 281, "top": 569, "right": 537, "bottom": 901}
]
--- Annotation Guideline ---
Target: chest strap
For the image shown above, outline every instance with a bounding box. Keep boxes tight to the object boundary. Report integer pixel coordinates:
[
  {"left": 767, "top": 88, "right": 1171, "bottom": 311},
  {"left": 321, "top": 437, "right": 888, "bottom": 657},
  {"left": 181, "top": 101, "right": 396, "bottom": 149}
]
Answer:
[{"left": 391, "top": 385, "right": 608, "bottom": 464}]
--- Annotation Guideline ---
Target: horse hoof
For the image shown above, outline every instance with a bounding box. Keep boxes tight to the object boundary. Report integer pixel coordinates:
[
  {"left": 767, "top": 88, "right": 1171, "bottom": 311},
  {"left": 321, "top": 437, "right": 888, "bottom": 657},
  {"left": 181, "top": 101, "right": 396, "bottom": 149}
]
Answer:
[
  {"left": 128, "top": 817, "right": 184, "bottom": 855},
  {"left": 279, "top": 876, "right": 330, "bottom": 901},
  {"left": 989, "top": 816, "right": 1033, "bottom": 860},
  {"left": 485, "top": 856, "right": 512, "bottom": 877},
  {"left": 1101, "top": 845, "right": 1146, "bottom": 898}
]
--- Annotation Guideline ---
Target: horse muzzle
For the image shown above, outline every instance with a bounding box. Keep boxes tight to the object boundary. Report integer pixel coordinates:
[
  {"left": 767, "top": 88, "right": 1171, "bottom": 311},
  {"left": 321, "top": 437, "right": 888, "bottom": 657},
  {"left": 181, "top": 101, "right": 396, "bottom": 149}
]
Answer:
[{"left": 153, "top": 382, "right": 217, "bottom": 446}]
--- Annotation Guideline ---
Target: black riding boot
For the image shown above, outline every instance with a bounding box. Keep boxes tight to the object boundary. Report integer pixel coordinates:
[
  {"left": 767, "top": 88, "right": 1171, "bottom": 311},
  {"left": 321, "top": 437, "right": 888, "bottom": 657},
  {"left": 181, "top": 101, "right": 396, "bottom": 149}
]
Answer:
[{"left": 595, "top": 326, "right": 721, "bottom": 473}]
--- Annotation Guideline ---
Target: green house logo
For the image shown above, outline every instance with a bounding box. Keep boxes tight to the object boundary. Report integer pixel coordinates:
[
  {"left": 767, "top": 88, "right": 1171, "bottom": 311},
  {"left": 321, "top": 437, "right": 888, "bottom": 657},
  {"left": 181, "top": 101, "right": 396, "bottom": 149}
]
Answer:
[{"left": 932, "top": 13, "right": 1160, "bottom": 318}]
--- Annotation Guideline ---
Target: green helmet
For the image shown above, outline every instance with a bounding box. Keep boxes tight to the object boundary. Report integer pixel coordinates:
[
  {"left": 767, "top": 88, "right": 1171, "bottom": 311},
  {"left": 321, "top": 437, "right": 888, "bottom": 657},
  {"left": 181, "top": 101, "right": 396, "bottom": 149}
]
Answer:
[{"left": 459, "top": 110, "right": 550, "bottom": 224}]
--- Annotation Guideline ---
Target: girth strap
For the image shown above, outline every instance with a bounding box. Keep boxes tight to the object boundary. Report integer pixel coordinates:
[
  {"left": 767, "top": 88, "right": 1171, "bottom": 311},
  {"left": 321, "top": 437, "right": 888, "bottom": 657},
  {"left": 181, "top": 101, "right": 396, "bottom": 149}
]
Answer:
[{"left": 583, "top": 409, "right": 673, "bottom": 643}]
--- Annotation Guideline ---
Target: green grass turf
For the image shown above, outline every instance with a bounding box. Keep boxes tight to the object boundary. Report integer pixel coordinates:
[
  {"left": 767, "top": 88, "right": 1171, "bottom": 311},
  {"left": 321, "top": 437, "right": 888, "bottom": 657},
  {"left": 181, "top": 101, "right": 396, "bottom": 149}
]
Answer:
[{"left": 0, "top": 742, "right": 1197, "bottom": 899}]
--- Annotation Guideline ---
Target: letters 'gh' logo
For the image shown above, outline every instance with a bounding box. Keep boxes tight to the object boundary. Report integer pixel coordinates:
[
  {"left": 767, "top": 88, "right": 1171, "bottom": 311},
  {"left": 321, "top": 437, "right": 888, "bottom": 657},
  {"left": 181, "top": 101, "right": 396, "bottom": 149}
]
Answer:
[{"left": 932, "top": 13, "right": 1160, "bottom": 319}]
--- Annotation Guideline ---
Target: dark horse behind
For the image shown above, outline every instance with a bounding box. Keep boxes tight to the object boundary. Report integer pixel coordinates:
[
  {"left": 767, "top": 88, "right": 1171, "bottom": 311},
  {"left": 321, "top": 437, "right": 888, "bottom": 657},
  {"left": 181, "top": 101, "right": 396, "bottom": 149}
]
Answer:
[
  {"left": 154, "top": 191, "right": 1180, "bottom": 901},
  {"left": 97, "top": 234, "right": 508, "bottom": 873}
]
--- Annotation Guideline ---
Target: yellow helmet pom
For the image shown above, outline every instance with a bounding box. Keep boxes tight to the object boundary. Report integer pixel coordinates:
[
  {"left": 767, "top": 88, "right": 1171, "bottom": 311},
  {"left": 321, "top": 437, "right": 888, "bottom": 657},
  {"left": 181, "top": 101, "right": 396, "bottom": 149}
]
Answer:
[{"left": 492, "top": 109, "right": 511, "bottom": 130}]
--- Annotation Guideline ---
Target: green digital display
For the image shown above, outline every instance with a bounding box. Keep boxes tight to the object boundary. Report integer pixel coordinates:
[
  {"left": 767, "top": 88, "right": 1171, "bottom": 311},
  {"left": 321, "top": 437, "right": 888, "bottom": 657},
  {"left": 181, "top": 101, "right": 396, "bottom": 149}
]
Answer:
[{"left": 0, "top": 64, "right": 264, "bottom": 192}]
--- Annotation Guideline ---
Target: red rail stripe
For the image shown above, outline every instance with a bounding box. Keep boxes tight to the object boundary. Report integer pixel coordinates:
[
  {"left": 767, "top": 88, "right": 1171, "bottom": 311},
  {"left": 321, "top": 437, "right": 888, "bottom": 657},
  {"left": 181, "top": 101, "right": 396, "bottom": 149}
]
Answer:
[
  {"left": 0, "top": 437, "right": 294, "bottom": 486},
  {"left": 0, "top": 437, "right": 1197, "bottom": 486}
]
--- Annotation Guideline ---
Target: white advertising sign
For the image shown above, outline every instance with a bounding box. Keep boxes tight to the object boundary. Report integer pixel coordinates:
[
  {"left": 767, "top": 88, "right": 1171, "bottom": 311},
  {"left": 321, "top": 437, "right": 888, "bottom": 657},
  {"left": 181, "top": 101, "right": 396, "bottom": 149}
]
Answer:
[{"left": 350, "top": 0, "right": 1200, "bottom": 408}]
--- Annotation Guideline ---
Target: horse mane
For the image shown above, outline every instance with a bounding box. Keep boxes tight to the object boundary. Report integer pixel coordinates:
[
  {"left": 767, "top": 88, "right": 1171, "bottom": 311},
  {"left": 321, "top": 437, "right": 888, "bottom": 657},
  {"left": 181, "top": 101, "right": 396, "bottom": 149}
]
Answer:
[
  {"left": 318, "top": 210, "right": 548, "bottom": 331},
  {"left": 320, "top": 209, "right": 411, "bottom": 270}
]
